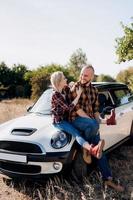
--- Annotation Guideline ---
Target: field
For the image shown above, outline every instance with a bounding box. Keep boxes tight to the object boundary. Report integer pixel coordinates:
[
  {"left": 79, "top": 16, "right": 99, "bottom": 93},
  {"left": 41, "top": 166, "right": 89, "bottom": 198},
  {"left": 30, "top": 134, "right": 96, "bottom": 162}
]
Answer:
[{"left": 0, "top": 99, "right": 133, "bottom": 200}]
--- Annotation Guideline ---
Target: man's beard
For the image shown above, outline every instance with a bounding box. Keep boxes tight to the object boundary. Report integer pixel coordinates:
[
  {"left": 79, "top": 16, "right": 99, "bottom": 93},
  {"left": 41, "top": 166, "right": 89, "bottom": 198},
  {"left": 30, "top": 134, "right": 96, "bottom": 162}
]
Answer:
[{"left": 80, "top": 80, "right": 91, "bottom": 86}]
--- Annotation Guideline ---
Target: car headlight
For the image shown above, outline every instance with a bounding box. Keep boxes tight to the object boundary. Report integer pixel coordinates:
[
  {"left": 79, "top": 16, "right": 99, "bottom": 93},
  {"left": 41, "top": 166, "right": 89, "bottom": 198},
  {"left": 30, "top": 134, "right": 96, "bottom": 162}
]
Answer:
[{"left": 51, "top": 131, "right": 70, "bottom": 149}]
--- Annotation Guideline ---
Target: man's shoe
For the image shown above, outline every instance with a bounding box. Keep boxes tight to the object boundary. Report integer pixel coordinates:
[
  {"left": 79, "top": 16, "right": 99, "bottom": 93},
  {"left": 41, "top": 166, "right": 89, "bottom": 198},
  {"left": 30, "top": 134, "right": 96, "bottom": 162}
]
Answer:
[
  {"left": 90, "top": 139, "right": 105, "bottom": 159},
  {"left": 104, "top": 180, "right": 124, "bottom": 192},
  {"left": 82, "top": 148, "right": 92, "bottom": 164},
  {"left": 107, "top": 109, "right": 116, "bottom": 125}
]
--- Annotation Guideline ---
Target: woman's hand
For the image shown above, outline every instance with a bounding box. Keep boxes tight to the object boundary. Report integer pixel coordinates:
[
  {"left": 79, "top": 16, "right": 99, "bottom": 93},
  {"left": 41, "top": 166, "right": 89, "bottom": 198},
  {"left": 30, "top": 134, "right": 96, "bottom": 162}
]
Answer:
[{"left": 72, "top": 86, "right": 83, "bottom": 106}]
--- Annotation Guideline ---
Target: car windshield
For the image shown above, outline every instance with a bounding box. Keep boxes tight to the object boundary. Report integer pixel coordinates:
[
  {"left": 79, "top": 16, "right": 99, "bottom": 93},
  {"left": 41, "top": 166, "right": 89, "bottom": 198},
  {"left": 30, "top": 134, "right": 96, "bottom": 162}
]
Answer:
[{"left": 29, "top": 89, "right": 53, "bottom": 115}]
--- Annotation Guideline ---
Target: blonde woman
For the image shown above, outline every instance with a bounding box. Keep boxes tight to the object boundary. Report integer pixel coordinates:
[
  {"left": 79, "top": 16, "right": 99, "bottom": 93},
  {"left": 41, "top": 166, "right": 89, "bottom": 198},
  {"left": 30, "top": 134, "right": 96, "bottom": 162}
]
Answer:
[{"left": 50, "top": 71, "right": 104, "bottom": 160}]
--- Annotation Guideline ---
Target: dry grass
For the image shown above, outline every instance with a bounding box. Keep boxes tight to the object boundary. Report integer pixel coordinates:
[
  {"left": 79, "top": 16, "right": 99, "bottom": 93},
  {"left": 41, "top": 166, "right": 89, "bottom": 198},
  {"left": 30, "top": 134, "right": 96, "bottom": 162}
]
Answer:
[
  {"left": 0, "top": 98, "right": 32, "bottom": 123},
  {"left": 0, "top": 99, "right": 133, "bottom": 199}
]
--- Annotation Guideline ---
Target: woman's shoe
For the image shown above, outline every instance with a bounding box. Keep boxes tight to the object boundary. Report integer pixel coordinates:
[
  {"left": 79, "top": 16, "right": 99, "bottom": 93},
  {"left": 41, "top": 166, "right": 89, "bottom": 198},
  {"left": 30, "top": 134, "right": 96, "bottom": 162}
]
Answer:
[{"left": 90, "top": 139, "right": 105, "bottom": 159}]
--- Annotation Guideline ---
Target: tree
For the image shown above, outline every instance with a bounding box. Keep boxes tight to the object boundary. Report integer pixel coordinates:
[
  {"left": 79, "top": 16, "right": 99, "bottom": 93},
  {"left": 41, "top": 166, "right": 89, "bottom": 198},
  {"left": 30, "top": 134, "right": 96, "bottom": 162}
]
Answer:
[
  {"left": 30, "top": 64, "right": 73, "bottom": 100},
  {"left": 11, "top": 64, "right": 31, "bottom": 97},
  {"left": 68, "top": 48, "right": 88, "bottom": 80},
  {"left": 0, "top": 62, "right": 12, "bottom": 86},
  {"left": 12, "top": 64, "right": 28, "bottom": 84},
  {"left": 116, "top": 67, "right": 133, "bottom": 91},
  {"left": 96, "top": 74, "right": 116, "bottom": 82},
  {"left": 115, "top": 20, "right": 133, "bottom": 63}
]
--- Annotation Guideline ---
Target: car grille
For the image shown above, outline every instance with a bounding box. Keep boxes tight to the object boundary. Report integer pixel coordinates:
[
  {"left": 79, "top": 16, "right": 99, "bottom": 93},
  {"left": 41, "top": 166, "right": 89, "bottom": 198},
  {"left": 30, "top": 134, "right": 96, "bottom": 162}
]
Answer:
[
  {"left": 0, "top": 161, "right": 41, "bottom": 174},
  {"left": 0, "top": 141, "right": 42, "bottom": 153}
]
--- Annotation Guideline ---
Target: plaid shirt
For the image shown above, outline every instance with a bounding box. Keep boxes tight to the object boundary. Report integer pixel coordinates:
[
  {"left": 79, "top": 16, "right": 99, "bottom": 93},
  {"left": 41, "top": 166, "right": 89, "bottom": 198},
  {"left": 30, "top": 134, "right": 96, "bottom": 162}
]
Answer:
[
  {"left": 51, "top": 87, "right": 74, "bottom": 123},
  {"left": 68, "top": 81, "right": 99, "bottom": 121}
]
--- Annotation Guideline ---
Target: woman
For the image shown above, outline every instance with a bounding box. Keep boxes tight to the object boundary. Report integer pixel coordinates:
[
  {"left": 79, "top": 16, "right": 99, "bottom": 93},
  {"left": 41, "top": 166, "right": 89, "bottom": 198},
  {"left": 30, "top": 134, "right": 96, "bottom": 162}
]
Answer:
[{"left": 50, "top": 71, "right": 105, "bottom": 160}]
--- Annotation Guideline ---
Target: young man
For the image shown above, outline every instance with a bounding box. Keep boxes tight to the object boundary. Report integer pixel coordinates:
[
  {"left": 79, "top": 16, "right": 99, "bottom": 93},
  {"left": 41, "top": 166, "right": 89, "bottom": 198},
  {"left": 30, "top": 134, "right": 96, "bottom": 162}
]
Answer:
[{"left": 68, "top": 65, "right": 124, "bottom": 192}]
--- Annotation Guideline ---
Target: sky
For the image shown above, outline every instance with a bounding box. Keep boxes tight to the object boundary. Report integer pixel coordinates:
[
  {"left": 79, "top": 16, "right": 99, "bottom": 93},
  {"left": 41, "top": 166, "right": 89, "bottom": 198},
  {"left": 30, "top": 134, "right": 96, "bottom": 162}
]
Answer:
[{"left": 0, "top": 0, "right": 133, "bottom": 77}]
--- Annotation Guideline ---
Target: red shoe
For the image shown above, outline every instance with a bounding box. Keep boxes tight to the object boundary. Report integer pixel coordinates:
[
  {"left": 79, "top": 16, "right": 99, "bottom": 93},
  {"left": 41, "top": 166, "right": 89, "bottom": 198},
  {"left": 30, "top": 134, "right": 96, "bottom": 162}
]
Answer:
[
  {"left": 107, "top": 109, "right": 116, "bottom": 125},
  {"left": 90, "top": 139, "right": 105, "bottom": 159}
]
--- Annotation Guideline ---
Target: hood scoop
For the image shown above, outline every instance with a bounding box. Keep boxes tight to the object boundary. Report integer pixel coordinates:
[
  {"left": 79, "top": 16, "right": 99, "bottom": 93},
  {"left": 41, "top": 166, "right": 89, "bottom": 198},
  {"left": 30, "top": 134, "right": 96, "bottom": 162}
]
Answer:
[{"left": 11, "top": 128, "right": 37, "bottom": 136}]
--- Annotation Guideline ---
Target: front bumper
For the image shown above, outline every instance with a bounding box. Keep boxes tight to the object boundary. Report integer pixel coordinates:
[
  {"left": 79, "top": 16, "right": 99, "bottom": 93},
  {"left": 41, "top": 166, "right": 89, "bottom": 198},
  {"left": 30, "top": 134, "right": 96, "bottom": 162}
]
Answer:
[{"left": 0, "top": 151, "right": 71, "bottom": 178}]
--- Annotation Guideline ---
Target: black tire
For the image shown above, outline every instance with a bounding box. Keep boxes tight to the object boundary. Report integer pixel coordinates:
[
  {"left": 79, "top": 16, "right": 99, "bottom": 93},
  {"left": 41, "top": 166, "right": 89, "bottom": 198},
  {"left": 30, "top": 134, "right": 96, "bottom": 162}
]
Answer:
[{"left": 72, "top": 149, "right": 88, "bottom": 182}]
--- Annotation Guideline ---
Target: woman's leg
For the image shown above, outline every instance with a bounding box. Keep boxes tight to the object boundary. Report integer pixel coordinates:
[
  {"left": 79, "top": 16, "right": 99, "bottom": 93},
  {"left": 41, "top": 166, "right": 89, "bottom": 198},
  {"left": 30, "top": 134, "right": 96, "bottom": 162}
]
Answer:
[{"left": 53, "top": 121, "right": 90, "bottom": 148}]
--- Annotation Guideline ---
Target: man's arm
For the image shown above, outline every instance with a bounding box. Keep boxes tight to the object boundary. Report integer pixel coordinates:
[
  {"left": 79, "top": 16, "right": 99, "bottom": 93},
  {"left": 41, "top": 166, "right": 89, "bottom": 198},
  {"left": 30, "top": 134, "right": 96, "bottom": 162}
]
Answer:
[{"left": 94, "top": 111, "right": 107, "bottom": 124}]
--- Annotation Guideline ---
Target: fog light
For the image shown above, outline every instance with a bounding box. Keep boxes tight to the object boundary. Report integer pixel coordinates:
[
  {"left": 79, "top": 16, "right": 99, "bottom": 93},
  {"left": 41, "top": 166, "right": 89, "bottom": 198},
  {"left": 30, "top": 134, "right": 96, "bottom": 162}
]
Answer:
[{"left": 53, "top": 162, "right": 61, "bottom": 170}]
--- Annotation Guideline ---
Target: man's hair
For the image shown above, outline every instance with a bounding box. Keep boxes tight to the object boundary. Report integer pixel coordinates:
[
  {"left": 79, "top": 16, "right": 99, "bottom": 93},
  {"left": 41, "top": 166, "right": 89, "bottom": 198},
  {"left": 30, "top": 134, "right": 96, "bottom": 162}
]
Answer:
[
  {"left": 81, "top": 64, "right": 95, "bottom": 73},
  {"left": 50, "top": 71, "right": 64, "bottom": 90}
]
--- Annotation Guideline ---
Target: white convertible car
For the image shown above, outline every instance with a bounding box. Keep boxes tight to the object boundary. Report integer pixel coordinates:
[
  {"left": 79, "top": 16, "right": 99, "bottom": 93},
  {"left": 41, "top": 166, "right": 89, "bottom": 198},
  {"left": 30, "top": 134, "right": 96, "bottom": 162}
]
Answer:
[{"left": 0, "top": 82, "right": 133, "bottom": 178}]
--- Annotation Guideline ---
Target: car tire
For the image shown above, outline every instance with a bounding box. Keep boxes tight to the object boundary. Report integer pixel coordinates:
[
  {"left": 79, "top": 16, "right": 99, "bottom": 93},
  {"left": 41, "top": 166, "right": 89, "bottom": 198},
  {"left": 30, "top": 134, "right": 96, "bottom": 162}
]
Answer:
[{"left": 72, "top": 149, "right": 88, "bottom": 182}]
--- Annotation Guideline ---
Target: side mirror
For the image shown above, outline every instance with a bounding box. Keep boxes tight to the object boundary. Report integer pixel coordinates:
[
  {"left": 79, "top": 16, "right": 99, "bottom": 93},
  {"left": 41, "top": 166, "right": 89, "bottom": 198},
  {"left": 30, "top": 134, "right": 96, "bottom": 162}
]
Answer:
[{"left": 100, "top": 106, "right": 114, "bottom": 119}]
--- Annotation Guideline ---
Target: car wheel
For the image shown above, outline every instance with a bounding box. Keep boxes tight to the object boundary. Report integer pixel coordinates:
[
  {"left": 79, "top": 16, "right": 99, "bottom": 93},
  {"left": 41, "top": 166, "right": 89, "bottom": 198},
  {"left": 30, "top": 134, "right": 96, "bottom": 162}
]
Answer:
[{"left": 72, "top": 149, "right": 88, "bottom": 182}]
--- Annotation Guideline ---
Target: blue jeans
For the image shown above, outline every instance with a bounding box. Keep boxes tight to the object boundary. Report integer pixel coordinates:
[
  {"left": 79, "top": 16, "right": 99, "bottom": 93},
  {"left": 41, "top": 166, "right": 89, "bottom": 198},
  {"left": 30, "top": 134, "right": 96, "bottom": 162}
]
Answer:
[
  {"left": 71, "top": 117, "right": 100, "bottom": 144},
  {"left": 72, "top": 116, "right": 112, "bottom": 180},
  {"left": 96, "top": 153, "right": 112, "bottom": 180},
  {"left": 53, "top": 120, "right": 87, "bottom": 147}
]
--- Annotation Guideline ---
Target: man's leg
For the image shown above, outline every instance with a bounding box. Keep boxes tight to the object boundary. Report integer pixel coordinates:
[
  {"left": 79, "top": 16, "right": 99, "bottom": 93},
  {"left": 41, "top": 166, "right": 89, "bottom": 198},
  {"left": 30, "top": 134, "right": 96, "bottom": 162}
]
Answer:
[
  {"left": 72, "top": 117, "right": 100, "bottom": 144},
  {"left": 96, "top": 154, "right": 124, "bottom": 192},
  {"left": 96, "top": 153, "right": 112, "bottom": 180}
]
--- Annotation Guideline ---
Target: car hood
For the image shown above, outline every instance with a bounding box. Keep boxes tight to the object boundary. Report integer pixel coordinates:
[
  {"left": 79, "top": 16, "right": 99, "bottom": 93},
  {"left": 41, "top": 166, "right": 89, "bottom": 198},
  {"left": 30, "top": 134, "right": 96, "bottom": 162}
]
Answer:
[
  {"left": 0, "top": 113, "right": 74, "bottom": 152},
  {"left": 0, "top": 113, "right": 53, "bottom": 131}
]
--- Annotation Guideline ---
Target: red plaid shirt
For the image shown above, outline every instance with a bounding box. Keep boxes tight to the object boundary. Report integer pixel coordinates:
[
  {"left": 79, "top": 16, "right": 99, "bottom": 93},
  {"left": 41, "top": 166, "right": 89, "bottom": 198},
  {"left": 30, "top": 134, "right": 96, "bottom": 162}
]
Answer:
[
  {"left": 68, "top": 81, "right": 99, "bottom": 121},
  {"left": 51, "top": 87, "right": 74, "bottom": 123}
]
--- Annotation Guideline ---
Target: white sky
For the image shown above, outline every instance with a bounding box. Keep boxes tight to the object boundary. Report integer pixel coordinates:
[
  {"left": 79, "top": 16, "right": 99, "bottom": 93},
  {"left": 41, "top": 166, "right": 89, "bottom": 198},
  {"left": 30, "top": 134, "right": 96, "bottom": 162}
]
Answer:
[{"left": 0, "top": 0, "right": 133, "bottom": 77}]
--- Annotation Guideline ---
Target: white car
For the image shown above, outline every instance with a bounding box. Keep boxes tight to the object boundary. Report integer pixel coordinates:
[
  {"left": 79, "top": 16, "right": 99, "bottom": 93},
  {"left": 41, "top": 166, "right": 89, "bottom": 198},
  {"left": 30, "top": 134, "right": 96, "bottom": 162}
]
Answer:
[{"left": 0, "top": 82, "right": 133, "bottom": 178}]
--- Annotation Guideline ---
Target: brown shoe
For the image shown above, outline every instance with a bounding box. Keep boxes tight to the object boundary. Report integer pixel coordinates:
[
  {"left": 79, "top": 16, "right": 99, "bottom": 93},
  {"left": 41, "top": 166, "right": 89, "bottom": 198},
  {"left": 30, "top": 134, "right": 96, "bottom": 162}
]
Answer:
[
  {"left": 82, "top": 148, "right": 92, "bottom": 164},
  {"left": 90, "top": 139, "right": 105, "bottom": 159},
  {"left": 104, "top": 180, "right": 124, "bottom": 192}
]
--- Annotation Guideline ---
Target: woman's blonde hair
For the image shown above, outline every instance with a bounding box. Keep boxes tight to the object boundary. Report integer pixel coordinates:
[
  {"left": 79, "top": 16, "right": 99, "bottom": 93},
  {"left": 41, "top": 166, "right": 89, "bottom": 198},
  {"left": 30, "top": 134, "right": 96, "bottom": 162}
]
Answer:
[{"left": 50, "top": 71, "right": 64, "bottom": 90}]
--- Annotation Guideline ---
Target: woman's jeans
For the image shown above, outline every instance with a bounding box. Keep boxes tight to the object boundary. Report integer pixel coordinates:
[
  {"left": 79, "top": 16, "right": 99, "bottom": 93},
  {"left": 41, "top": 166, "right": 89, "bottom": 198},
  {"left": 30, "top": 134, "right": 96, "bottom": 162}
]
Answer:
[
  {"left": 71, "top": 116, "right": 112, "bottom": 180},
  {"left": 53, "top": 120, "right": 87, "bottom": 147}
]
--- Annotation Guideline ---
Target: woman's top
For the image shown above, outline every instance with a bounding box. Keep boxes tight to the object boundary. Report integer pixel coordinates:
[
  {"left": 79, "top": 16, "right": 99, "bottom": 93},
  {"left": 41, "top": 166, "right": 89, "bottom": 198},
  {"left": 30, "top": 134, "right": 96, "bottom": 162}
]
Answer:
[{"left": 51, "top": 87, "right": 74, "bottom": 123}]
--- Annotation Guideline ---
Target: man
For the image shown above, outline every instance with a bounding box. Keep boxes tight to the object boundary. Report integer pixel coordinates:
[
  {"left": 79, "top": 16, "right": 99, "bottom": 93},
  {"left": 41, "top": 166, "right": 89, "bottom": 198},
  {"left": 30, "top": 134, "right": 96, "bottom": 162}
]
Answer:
[{"left": 69, "top": 65, "right": 124, "bottom": 192}]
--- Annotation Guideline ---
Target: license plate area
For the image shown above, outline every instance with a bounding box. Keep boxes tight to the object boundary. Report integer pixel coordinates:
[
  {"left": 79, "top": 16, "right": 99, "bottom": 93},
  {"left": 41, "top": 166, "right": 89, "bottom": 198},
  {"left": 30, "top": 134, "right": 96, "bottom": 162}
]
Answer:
[{"left": 0, "top": 152, "right": 27, "bottom": 163}]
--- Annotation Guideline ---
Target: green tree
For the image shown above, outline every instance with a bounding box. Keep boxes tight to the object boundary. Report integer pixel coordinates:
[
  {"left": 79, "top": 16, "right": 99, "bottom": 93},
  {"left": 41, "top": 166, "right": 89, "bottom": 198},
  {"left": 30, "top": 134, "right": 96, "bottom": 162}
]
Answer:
[
  {"left": 0, "top": 62, "right": 12, "bottom": 86},
  {"left": 68, "top": 48, "right": 88, "bottom": 80},
  {"left": 30, "top": 64, "right": 73, "bottom": 100},
  {"left": 12, "top": 64, "right": 28, "bottom": 82},
  {"left": 116, "top": 67, "right": 133, "bottom": 91},
  {"left": 96, "top": 74, "right": 116, "bottom": 82},
  {"left": 11, "top": 64, "right": 31, "bottom": 97},
  {"left": 115, "top": 20, "right": 133, "bottom": 63}
]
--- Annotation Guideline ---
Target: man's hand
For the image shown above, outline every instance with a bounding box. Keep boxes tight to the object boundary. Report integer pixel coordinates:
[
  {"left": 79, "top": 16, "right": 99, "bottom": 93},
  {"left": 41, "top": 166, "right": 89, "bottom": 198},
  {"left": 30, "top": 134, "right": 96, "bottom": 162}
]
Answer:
[{"left": 77, "top": 109, "right": 90, "bottom": 118}]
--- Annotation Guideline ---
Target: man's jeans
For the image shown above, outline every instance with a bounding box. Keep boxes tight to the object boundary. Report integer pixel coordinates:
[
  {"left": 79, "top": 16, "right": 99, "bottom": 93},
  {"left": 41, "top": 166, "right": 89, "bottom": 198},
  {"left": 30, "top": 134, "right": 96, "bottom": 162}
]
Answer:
[
  {"left": 71, "top": 117, "right": 100, "bottom": 144},
  {"left": 71, "top": 116, "right": 112, "bottom": 180},
  {"left": 53, "top": 120, "right": 87, "bottom": 147}
]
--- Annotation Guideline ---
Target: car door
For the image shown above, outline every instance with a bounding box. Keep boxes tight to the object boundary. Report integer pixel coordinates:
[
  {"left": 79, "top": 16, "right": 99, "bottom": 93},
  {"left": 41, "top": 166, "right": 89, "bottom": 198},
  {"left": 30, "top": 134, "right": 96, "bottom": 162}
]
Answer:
[{"left": 99, "top": 87, "right": 133, "bottom": 151}]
